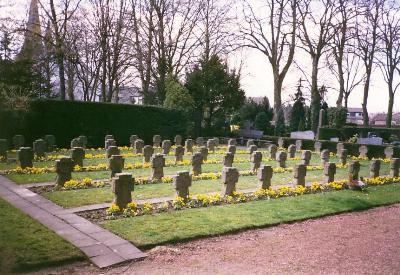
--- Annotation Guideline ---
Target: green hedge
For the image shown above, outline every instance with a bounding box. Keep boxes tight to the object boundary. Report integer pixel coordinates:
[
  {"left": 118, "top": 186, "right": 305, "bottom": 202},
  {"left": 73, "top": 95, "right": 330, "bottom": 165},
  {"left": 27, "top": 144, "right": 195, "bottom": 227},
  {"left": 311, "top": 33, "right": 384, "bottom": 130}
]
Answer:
[
  {"left": 0, "top": 100, "right": 188, "bottom": 148},
  {"left": 263, "top": 135, "right": 400, "bottom": 159},
  {"left": 318, "top": 126, "right": 400, "bottom": 141}
]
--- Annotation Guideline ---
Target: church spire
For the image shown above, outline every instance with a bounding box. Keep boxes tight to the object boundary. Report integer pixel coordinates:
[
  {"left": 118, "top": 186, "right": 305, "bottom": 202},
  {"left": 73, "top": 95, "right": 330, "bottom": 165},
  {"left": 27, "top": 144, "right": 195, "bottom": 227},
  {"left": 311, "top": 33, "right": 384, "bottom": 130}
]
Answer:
[{"left": 17, "top": 0, "right": 43, "bottom": 60}]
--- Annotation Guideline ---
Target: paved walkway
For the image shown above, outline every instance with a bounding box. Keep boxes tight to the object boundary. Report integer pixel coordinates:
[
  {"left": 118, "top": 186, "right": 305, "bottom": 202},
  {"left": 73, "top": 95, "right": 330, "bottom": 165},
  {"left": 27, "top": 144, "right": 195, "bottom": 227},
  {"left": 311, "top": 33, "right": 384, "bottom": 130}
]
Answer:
[{"left": 0, "top": 175, "right": 146, "bottom": 268}]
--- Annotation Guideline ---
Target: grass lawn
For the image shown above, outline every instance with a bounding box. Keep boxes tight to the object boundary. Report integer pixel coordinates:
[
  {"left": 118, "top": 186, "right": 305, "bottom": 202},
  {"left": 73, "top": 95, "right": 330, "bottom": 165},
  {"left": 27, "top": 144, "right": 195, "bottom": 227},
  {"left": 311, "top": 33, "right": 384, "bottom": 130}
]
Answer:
[
  {"left": 102, "top": 183, "right": 400, "bottom": 248},
  {"left": 43, "top": 163, "right": 389, "bottom": 208},
  {"left": 0, "top": 198, "right": 84, "bottom": 273}
]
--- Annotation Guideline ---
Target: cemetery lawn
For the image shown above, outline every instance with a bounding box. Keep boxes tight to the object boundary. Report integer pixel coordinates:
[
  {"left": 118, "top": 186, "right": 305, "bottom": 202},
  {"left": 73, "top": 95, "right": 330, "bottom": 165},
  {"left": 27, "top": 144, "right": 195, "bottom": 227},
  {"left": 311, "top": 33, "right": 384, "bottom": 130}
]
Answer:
[
  {"left": 0, "top": 198, "right": 84, "bottom": 273},
  {"left": 102, "top": 183, "right": 400, "bottom": 248},
  {"left": 43, "top": 164, "right": 389, "bottom": 208}
]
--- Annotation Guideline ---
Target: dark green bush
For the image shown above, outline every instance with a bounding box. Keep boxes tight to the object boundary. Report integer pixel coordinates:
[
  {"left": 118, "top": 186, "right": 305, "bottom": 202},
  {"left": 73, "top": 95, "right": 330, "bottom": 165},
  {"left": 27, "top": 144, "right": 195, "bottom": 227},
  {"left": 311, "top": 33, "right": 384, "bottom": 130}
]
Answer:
[
  {"left": 318, "top": 126, "right": 400, "bottom": 142},
  {"left": 0, "top": 100, "right": 188, "bottom": 147}
]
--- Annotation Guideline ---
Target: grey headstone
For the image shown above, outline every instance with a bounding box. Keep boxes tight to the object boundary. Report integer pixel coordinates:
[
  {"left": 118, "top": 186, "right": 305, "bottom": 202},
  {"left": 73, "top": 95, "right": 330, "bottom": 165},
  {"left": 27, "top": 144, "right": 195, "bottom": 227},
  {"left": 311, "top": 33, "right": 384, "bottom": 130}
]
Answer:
[
  {"left": 227, "top": 145, "right": 236, "bottom": 155},
  {"left": 55, "top": 157, "right": 73, "bottom": 187},
  {"left": 348, "top": 161, "right": 361, "bottom": 180},
  {"left": 390, "top": 158, "right": 400, "bottom": 177},
  {"left": 134, "top": 139, "right": 145, "bottom": 154},
  {"left": 130, "top": 135, "right": 139, "bottom": 147},
  {"left": 293, "top": 164, "right": 307, "bottom": 186},
  {"left": 228, "top": 139, "right": 236, "bottom": 146},
  {"left": 71, "top": 138, "right": 83, "bottom": 149},
  {"left": 278, "top": 137, "right": 284, "bottom": 148},
  {"left": 320, "top": 149, "right": 330, "bottom": 166},
  {"left": 269, "top": 144, "right": 277, "bottom": 160},
  {"left": 295, "top": 140, "right": 302, "bottom": 151},
  {"left": 106, "top": 146, "right": 120, "bottom": 159},
  {"left": 314, "top": 141, "right": 322, "bottom": 153},
  {"left": 385, "top": 146, "right": 394, "bottom": 159},
  {"left": 199, "top": 146, "right": 208, "bottom": 162},
  {"left": 369, "top": 159, "right": 381, "bottom": 178},
  {"left": 172, "top": 171, "right": 192, "bottom": 199},
  {"left": 153, "top": 135, "right": 162, "bottom": 147},
  {"left": 258, "top": 165, "right": 273, "bottom": 189},
  {"left": 247, "top": 139, "right": 255, "bottom": 147},
  {"left": 223, "top": 152, "right": 234, "bottom": 167},
  {"left": 196, "top": 137, "right": 204, "bottom": 146},
  {"left": 78, "top": 135, "right": 87, "bottom": 148},
  {"left": 301, "top": 150, "right": 312, "bottom": 166},
  {"left": 151, "top": 153, "right": 165, "bottom": 180},
  {"left": 44, "top": 135, "right": 56, "bottom": 152},
  {"left": 174, "top": 135, "right": 182, "bottom": 146},
  {"left": 185, "top": 139, "right": 194, "bottom": 153},
  {"left": 33, "top": 139, "right": 46, "bottom": 158},
  {"left": 288, "top": 144, "right": 296, "bottom": 158},
  {"left": 323, "top": 162, "right": 336, "bottom": 184},
  {"left": 191, "top": 152, "right": 203, "bottom": 175},
  {"left": 338, "top": 149, "right": 348, "bottom": 165},
  {"left": 207, "top": 139, "right": 215, "bottom": 152},
  {"left": 105, "top": 138, "right": 116, "bottom": 149},
  {"left": 276, "top": 151, "right": 287, "bottom": 168},
  {"left": 221, "top": 167, "right": 239, "bottom": 196},
  {"left": 17, "top": 147, "right": 33, "bottom": 168},
  {"left": 174, "top": 145, "right": 185, "bottom": 163},
  {"left": 161, "top": 140, "right": 172, "bottom": 155},
  {"left": 143, "top": 145, "right": 154, "bottom": 163},
  {"left": 71, "top": 147, "right": 85, "bottom": 167},
  {"left": 250, "top": 151, "right": 262, "bottom": 171},
  {"left": 108, "top": 155, "right": 124, "bottom": 178},
  {"left": 112, "top": 173, "right": 134, "bottom": 209}
]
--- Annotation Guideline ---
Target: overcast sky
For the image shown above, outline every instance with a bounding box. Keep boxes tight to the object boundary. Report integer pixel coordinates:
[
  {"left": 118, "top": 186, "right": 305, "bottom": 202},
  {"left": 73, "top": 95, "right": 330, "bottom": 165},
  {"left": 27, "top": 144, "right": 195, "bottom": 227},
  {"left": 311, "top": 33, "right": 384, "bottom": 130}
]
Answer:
[{"left": 2, "top": 0, "right": 399, "bottom": 113}]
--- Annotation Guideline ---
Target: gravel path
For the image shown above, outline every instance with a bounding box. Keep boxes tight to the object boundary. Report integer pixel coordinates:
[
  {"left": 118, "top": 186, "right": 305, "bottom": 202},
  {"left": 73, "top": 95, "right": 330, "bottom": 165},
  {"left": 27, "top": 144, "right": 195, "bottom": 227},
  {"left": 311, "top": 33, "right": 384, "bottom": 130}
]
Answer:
[{"left": 37, "top": 204, "right": 400, "bottom": 275}]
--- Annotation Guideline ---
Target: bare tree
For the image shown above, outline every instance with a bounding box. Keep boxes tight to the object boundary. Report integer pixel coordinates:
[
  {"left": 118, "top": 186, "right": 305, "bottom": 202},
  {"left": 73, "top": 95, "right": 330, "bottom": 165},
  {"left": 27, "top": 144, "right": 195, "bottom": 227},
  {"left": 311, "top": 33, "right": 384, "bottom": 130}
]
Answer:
[
  {"left": 377, "top": 0, "right": 400, "bottom": 127},
  {"left": 355, "top": 0, "right": 383, "bottom": 126},
  {"left": 39, "top": 0, "right": 81, "bottom": 100},
  {"left": 129, "top": 0, "right": 155, "bottom": 104},
  {"left": 298, "top": 0, "right": 337, "bottom": 132},
  {"left": 240, "top": 0, "right": 297, "bottom": 120},
  {"left": 329, "top": 0, "right": 358, "bottom": 107}
]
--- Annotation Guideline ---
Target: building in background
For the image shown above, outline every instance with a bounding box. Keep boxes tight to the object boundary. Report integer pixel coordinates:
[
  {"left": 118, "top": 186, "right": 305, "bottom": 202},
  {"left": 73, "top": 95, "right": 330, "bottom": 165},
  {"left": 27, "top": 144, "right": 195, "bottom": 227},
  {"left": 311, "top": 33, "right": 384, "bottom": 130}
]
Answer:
[
  {"left": 346, "top": 107, "right": 364, "bottom": 125},
  {"left": 371, "top": 113, "right": 400, "bottom": 126}
]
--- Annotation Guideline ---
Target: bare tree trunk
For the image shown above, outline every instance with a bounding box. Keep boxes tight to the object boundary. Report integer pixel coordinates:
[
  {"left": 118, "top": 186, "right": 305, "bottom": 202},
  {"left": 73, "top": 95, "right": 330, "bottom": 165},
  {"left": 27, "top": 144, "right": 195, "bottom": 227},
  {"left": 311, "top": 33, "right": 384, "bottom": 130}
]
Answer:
[
  {"left": 386, "top": 84, "right": 394, "bottom": 127},
  {"left": 310, "top": 56, "right": 320, "bottom": 132},
  {"left": 362, "top": 73, "right": 370, "bottom": 126}
]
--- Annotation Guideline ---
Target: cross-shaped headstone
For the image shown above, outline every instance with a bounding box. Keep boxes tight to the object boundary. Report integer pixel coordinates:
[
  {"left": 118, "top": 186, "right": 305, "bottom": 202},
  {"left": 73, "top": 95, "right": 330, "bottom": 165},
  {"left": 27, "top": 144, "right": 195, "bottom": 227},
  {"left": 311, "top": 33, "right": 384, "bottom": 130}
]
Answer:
[
  {"left": 199, "top": 146, "right": 208, "bottom": 161},
  {"left": 323, "top": 162, "right": 336, "bottom": 184},
  {"left": 112, "top": 173, "right": 134, "bottom": 209},
  {"left": 250, "top": 151, "right": 262, "bottom": 171},
  {"left": 71, "top": 147, "right": 85, "bottom": 167},
  {"left": 269, "top": 144, "right": 277, "bottom": 160},
  {"left": 257, "top": 165, "right": 273, "bottom": 189},
  {"left": 276, "top": 151, "right": 287, "bottom": 168},
  {"left": 293, "top": 164, "right": 307, "bottom": 186},
  {"left": 390, "top": 158, "right": 400, "bottom": 177},
  {"left": 320, "top": 149, "right": 330, "bottom": 166},
  {"left": 223, "top": 152, "right": 234, "bottom": 167},
  {"left": 33, "top": 139, "right": 46, "bottom": 158},
  {"left": 185, "top": 139, "right": 194, "bottom": 153},
  {"left": 174, "top": 145, "right": 185, "bottom": 163},
  {"left": 348, "top": 161, "right": 361, "bottom": 181},
  {"left": 134, "top": 139, "right": 144, "bottom": 154},
  {"left": 162, "top": 140, "right": 172, "bottom": 155},
  {"left": 191, "top": 152, "right": 203, "bottom": 175},
  {"left": 151, "top": 153, "right": 165, "bottom": 180},
  {"left": 172, "top": 171, "right": 192, "bottom": 199},
  {"left": 153, "top": 135, "right": 162, "bottom": 147},
  {"left": 301, "top": 150, "right": 312, "bottom": 166},
  {"left": 221, "top": 167, "right": 239, "bottom": 196},
  {"left": 288, "top": 144, "right": 296, "bottom": 158},
  {"left": 108, "top": 155, "right": 125, "bottom": 177},
  {"left": 369, "top": 159, "right": 381, "bottom": 178},
  {"left": 106, "top": 146, "right": 120, "bottom": 159},
  {"left": 17, "top": 147, "right": 33, "bottom": 168},
  {"left": 174, "top": 135, "right": 182, "bottom": 146},
  {"left": 338, "top": 149, "right": 348, "bottom": 165},
  {"left": 143, "top": 145, "right": 154, "bottom": 163},
  {"left": 55, "top": 157, "right": 74, "bottom": 187}
]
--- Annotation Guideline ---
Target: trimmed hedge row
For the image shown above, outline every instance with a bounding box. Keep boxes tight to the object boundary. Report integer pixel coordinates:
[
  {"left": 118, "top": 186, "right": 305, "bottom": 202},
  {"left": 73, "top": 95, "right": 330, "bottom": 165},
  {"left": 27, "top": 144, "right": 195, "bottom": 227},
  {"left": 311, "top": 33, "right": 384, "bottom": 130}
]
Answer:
[
  {"left": 263, "top": 135, "right": 400, "bottom": 159},
  {"left": 318, "top": 126, "right": 400, "bottom": 141},
  {"left": 0, "top": 100, "right": 188, "bottom": 148}
]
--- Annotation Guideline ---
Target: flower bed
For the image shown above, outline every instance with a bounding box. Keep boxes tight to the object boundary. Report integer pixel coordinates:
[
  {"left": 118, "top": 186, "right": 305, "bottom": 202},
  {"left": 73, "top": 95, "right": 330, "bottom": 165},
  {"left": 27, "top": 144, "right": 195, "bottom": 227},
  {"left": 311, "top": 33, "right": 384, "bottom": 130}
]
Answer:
[{"left": 103, "top": 176, "right": 400, "bottom": 220}]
